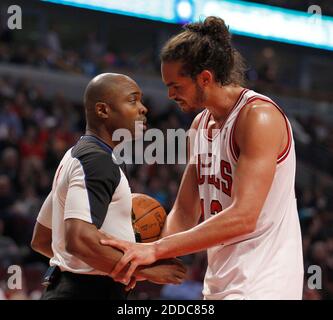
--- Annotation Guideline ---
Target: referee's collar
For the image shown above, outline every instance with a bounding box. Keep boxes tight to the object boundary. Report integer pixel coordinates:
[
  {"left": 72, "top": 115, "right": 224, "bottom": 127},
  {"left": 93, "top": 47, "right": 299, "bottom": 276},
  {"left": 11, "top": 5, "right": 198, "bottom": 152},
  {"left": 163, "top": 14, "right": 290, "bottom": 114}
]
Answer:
[{"left": 80, "top": 135, "right": 113, "bottom": 154}]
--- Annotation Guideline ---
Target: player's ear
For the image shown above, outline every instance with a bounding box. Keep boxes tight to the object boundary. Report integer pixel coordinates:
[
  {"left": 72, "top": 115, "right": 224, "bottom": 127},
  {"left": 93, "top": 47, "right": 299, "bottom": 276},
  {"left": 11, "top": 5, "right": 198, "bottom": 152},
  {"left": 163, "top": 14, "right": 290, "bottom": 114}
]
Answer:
[
  {"left": 197, "top": 70, "right": 213, "bottom": 87},
  {"left": 95, "top": 102, "right": 110, "bottom": 119}
]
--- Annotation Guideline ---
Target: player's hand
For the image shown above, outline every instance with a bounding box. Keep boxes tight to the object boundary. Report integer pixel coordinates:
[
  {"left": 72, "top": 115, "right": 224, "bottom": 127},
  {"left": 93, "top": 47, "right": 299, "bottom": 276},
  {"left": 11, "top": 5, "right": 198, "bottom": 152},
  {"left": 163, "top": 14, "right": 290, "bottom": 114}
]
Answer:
[
  {"left": 100, "top": 238, "right": 157, "bottom": 284},
  {"left": 124, "top": 276, "right": 137, "bottom": 291},
  {"left": 137, "top": 258, "right": 187, "bottom": 285}
]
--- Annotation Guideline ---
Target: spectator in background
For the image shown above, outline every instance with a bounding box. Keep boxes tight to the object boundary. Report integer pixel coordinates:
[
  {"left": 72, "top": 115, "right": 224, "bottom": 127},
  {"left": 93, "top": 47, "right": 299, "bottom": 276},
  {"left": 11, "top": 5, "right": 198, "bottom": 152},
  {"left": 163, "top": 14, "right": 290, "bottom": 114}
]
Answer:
[
  {"left": 0, "top": 218, "right": 21, "bottom": 269},
  {"left": 256, "top": 47, "right": 278, "bottom": 87},
  {"left": 19, "top": 125, "right": 45, "bottom": 161},
  {"left": 43, "top": 25, "right": 62, "bottom": 57},
  {"left": 0, "top": 175, "right": 15, "bottom": 218},
  {"left": 84, "top": 32, "right": 105, "bottom": 62},
  {"left": 0, "top": 147, "right": 20, "bottom": 196},
  {"left": 0, "top": 101, "right": 23, "bottom": 141}
]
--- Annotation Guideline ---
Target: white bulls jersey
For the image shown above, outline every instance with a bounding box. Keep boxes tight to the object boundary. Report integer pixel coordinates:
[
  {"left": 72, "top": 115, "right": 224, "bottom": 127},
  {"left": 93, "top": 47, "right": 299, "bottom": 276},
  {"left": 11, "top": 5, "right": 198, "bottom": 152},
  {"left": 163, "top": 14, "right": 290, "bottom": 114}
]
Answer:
[{"left": 194, "top": 89, "right": 304, "bottom": 300}]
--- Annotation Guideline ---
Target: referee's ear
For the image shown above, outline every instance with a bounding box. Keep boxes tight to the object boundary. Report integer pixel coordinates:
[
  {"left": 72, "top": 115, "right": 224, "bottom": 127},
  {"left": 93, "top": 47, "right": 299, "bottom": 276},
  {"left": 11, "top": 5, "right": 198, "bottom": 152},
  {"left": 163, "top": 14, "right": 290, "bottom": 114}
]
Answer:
[{"left": 95, "top": 102, "right": 110, "bottom": 119}]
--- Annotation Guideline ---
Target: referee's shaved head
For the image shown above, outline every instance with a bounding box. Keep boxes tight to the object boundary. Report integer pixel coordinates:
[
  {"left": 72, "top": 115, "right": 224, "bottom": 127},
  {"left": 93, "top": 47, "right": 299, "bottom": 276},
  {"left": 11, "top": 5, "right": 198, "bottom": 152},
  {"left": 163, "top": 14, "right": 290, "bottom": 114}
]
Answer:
[
  {"left": 82, "top": 72, "right": 147, "bottom": 142},
  {"left": 83, "top": 73, "right": 136, "bottom": 128}
]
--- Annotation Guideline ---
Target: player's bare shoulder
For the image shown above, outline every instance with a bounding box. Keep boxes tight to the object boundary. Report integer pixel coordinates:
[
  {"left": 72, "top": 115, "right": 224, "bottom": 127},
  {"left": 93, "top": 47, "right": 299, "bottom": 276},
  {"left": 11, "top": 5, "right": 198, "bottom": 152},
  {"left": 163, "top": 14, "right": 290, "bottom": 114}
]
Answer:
[
  {"left": 241, "top": 99, "right": 285, "bottom": 124},
  {"left": 235, "top": 99, "right": 288, "bottom": 154}
]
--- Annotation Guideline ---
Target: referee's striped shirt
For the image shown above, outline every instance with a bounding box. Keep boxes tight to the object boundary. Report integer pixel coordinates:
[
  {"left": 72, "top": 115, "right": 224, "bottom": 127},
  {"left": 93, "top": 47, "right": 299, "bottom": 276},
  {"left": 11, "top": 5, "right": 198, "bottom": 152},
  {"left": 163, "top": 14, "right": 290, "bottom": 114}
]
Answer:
[{"left": 37, "top": 135, "right": 135, "bottom": 274}]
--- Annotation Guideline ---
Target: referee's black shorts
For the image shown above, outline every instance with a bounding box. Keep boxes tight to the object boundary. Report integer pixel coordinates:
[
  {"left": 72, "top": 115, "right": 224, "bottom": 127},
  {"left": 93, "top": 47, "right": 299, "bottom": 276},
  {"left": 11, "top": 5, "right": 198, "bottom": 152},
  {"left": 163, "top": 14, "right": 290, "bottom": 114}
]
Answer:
[{"left": 41, "top": 268, "right": 128, "bottom": 300}]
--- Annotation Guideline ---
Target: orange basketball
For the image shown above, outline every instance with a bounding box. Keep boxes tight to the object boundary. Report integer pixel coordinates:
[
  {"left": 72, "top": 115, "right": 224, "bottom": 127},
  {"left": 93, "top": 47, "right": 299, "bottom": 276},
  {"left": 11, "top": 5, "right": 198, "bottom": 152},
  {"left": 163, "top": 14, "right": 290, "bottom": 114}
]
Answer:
[{"left": 131, "top": 193, "right": 167, "bottom": 243}]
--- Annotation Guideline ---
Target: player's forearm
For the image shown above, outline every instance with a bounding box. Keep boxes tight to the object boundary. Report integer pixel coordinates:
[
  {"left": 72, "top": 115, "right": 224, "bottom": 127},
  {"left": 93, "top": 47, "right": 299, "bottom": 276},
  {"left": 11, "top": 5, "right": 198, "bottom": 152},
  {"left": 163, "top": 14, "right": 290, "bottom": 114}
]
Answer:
[
  {"left": 162, "top": 162, "right": 200, "bottom": 238},
  {"left": 156, "top": 206, "right": 256, "bottom": 259},
  {"left": 161, "top": 205, "right": 200, "bottom": 237},
  {"left": 161, "top": 209, "right": 189, "bottom": 237}
]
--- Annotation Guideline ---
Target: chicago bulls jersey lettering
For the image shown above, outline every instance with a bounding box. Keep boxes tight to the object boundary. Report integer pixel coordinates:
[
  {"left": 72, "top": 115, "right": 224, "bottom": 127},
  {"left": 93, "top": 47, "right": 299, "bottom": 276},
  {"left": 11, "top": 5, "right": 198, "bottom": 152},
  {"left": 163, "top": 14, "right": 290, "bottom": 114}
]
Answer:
[{"left": 197, "top": 154, "right": 232, "bottom": 197}]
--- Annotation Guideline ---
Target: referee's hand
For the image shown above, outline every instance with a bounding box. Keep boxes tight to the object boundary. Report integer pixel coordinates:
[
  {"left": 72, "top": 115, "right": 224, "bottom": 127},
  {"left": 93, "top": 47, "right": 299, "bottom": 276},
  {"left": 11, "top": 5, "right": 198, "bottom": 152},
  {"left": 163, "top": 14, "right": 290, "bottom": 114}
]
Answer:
[{"left": 136, "top": 258, "right": 187, "bottom": 285}]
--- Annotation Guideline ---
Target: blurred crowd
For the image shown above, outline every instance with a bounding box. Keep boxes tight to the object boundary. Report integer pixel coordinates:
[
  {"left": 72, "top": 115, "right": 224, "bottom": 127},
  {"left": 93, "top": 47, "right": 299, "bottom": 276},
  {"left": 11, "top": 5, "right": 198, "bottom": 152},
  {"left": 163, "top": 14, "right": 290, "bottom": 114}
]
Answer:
[
  {"left": 295, "top": 114, "right": 333, "bottom": 176},
  {"left": 0, "top": 28, "right": 157, "bottom": 76},
  {"left": 1, "top": 25, "right": 332, "bottom": 103},
  {"left": 0, "top": 76, "right": 332, "bottom": 299}
]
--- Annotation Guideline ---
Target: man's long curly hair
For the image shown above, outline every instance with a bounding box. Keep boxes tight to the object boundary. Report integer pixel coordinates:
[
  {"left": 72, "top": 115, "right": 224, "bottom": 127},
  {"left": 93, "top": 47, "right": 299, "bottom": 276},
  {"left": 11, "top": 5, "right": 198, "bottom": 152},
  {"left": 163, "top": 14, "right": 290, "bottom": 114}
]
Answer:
[{"left": 161, "top": 16, "right": 246, "bottom": 86}]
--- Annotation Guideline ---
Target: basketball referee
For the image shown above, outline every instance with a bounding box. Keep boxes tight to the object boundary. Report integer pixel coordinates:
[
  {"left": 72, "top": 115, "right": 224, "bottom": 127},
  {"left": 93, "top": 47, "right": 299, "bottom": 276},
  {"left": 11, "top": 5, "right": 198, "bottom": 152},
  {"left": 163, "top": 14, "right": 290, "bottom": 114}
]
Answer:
[{"left": 31, "top": 73, "right": 186, "bottom": 300}]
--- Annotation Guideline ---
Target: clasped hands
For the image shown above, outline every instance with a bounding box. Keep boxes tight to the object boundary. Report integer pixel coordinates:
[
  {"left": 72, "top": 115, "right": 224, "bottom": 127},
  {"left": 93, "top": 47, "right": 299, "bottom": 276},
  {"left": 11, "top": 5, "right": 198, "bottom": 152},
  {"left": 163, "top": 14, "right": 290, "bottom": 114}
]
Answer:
[{"left": 99, "top": 232, "right": 187, "bottom": 291}]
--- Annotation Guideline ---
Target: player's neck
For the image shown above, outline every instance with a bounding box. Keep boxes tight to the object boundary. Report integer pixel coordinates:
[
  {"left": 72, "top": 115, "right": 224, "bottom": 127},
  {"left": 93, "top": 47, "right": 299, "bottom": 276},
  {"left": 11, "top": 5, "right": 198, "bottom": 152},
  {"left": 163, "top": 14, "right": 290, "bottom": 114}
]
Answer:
[{"left": 206, "top": 85, "right": 244, "bottom": 123}]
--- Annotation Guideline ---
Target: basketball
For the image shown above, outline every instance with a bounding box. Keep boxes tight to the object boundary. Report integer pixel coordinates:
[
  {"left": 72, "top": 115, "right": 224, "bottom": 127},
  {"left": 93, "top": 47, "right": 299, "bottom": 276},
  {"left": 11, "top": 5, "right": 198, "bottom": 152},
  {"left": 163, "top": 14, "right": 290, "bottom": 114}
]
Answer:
[{"left": 131, "top": 193, "right": 167, "bottom": 243}]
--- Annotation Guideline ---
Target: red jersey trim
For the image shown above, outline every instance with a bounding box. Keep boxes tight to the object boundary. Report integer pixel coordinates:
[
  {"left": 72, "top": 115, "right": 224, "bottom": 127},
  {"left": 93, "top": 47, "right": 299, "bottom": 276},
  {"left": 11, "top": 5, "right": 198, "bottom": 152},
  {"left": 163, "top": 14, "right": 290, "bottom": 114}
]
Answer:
[
  {"left": 229, "top": 96, "right": 292, "bottom": 165},
  {"left": 203, "top": 88, "right": 249, "bottom": 141},
  {"left": 197, "top": 109, "right": 208, "bottom": 129}
]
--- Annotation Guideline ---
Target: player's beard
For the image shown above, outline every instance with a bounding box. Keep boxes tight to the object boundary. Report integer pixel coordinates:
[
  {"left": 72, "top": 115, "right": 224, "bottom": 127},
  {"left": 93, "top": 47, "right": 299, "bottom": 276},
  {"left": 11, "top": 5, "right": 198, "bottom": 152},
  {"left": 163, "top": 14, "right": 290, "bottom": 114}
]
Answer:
[
  {"left": 194, "top": 81, "right": 206, "bottom": 108},
  {"left": 179, "top": 81, "right": 206, "bottom": 112}
]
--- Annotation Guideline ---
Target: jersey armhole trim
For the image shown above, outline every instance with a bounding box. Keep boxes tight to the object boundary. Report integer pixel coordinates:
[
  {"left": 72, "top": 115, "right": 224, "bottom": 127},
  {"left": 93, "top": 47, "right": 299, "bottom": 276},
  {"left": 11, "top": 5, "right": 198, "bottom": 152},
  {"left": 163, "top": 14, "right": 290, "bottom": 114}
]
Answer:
[
  {"left": 229, "top": 96, "right": 292, "bottom": 164},
  {"left": 197, "top": 109, "right": 207, "bottom": 129}
]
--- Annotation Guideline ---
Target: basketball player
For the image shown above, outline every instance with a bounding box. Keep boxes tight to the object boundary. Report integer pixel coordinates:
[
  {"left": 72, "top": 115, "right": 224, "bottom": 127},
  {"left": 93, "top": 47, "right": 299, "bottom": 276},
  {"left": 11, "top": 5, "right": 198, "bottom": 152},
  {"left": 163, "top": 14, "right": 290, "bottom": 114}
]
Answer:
[
  {"left": 31, "top": 73, "right": 186, "bottom": 300},
  {"left": 100, "top": 17, "right": 304, "bottom": 300}
]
